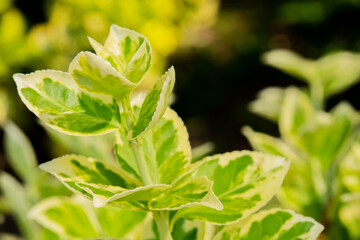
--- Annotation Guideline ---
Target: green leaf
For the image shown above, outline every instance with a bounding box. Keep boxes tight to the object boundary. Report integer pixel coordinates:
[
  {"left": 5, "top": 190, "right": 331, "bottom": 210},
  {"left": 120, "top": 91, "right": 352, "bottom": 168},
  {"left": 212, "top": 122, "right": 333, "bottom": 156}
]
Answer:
[
  {"left": 280, "top": 88, "right": 360, "bottom": 168},
  {"left": 39, "top": 154, "right": 169, "bottom": 210},
  {"left": 263, "top": 49, "right": 360, "bottom": 97},
  {"left": 315, "top": 51, "right": 360, "bottom": 96},
  {"left": 131, "top": 66, "right": 175, "bottom": 139},
  {"left": 13, "top": 70, "right": 122, "bottom": 135},
  {"left": 243, "top": 126, "right": 323, "bottom": 220},
  {"left": 89, "top": 25, "right": 152, "bottom": 85},
  {"left": 0, "top": 172, "right": 39, "bottom": 240},
  {"left": 262, "top": 49, "right": 315, "bottom": 83},
  {"left": 116, "top": 107, "right": 191, "bottom": 185},
  {"left": 339, "top": 193, "right": 360, "bottom": 240},
  {"left": 174, "top": 151, "right": 290, "bottom": 224},
  {"left": 4, "top": 121, "right": 38, "bottom": 183},
  {"left": 213, "top": 208, "right": 324, "bottom": 240},
  {"left": 69, "top": 51, "right": 135, "bottom": 98},
  {"left": 29, "top": 196, "right": 145, "bottom": 239},
  {"left": 249, "top": 87, "right": 285, "bottom": 122}
]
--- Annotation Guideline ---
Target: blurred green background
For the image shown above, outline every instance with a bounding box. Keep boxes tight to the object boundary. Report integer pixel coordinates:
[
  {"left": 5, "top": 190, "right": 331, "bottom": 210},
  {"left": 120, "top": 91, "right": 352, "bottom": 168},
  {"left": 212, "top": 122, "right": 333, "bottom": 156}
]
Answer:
[{"left": 2, "top": 0, "right": 360, "bottom": 237}]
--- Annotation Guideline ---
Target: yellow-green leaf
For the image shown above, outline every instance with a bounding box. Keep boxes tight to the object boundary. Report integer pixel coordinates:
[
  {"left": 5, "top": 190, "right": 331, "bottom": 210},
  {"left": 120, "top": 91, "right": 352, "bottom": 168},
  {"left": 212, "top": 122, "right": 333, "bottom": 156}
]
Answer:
[
  {"left": 14, "top": 70, "right": 122, "bottom": 135},
  {"left": 213, "top": 208, "right": 323, "bottom": 240},
  {"left": 174, "top": 151, "right": 289, "bottom": 224},
  {"left": 69, "top": 51, "right": 135, "bottom": 98}
]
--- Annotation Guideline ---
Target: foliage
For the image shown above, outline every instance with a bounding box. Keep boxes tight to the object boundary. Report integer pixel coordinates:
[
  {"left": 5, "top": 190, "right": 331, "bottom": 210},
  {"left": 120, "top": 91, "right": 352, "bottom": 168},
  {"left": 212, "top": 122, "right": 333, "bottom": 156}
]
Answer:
[
  {"left": 11, "top": 26, "right": 323, "bottom": 239},
  {"left": 244, "top": 49, "right": 360, "bottom": 239}
]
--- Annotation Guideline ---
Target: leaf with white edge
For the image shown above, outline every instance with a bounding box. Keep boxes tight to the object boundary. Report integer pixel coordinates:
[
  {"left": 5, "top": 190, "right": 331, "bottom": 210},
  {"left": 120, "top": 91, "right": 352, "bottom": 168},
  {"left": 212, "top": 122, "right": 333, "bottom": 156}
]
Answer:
[
  {"left": 213, "top": 208, "right": 324, "bottom": 240},
  {"left": 174, "top": 151, "right": 289, "bottom": 224},
  {"left": 69, "top": 51, "right": 135, "bottom": 98},
  {"left": 29, "top": 196, "right": 146, "bottom": 239},
  {"left": 90, "top": 25, "right": 152, "bottom": 85},
  {"left": 4, "top": 121, "right": 38, "bottom": 183},
  {"left": 243, "top": 126, "right": 323, "bottom": 219},
  {"left": 13, "top": 70, "right": 122, "bottom": 135},
  {"left": 131, "top": 66, "right": 175, "bottom": 139},
  {"left": 249, "top": 87, "right": 285, "bottom": 122},
  {"left": 39, "top": 154, "right": 170, "bottom": 210},
  {"left": 116, "top": 107, "right": 191, "bottom": 185},
  {"left": 0, "top": 173, "right": 39, "bottom": 240},
  {"left": 149, "top": 176, "right": 222, "bottom": 211}
]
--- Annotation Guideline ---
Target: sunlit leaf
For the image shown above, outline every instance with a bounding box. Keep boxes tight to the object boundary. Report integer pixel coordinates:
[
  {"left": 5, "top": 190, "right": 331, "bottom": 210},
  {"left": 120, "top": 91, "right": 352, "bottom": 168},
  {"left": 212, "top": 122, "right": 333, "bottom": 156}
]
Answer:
[
  {"left": 174, "top": 151, "right": 289, "bottom": 224},
  {"left": 90, "top": 25, "right": 152, "bottom": 85},
  {"left": 115, "top": 107, "right": 191, "bottom": 185},
  {"left": 69, "top": 51, "right": 135, "bottom": 98},
  {"left": 131, "top": 66, "right": 175, "bottom": 139},
  {"left": 39, "top": 154, "right": 168, "bottom": 210},
  {"left": 213, "top": 208, "right": 323, "bottom": 240},
  {"left": 13, "top": 70, "right": 122, "bottom": 135},
  {"left": 243, "top": 126, "right": 324, "bottom": 220}
]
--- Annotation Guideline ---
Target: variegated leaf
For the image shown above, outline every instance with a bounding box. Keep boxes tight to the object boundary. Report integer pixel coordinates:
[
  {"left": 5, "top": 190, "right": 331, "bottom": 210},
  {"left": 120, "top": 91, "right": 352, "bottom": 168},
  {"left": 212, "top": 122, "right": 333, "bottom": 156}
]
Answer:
[
  {"left": 130, "top": 66, "right": 175, "bottom": 139},
  {"left": 213, "top": 208, "right": 324, "bottom": 240},
  {"left": 39, "top": 155, "right": 170, "bottom": 210},
  {"left": 243, "top": 126, "right": 323, "bottom": 219},
  {"left": 116, "top": 107, "right": 191, "bottom": 185},
  {"left": 174, "top": 151, "right": 289, "bottom": 224},
  {"left": 90, "top": 25, "right": 152, "bottom": 85},
  {"left": 117, "top": 107, "right": 221, "bottom": 210},
  {"left": 69, "top": 51, "right": 135, "bottom": 98},
  {"left": 13, "top": 70, "right": 122, "bottom": 135},
  {"left": 29, "top": 196, "right": 145, "bottom": 239}
]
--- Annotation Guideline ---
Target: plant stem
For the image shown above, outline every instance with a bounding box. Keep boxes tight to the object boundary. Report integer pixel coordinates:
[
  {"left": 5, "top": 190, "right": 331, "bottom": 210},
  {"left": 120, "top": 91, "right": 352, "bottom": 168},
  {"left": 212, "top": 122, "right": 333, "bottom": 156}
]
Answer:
[
  {"left": 153, "top": 211, "right": 173, "bottom": 240},
  {"left": 310, "top": 83, "right": 324, "bottom": 110},
  {"left": 120, "top": 95, "right": 152, "bottom": 186},
  {"left": 121, "top": 96, "right": 171, "bottom": 239}
]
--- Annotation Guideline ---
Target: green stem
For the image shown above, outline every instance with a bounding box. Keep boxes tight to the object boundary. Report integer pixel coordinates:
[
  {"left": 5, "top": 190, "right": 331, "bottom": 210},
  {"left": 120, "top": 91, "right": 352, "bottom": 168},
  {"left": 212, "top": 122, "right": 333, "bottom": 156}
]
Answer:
[
  {"left": 310, "top": 83, "right": 325, "bottom": 110},
  {"left": 153, "top": 211, "right": 173, "bottom": 240},
  {"left": 120, "top": 95, "right": 152, "bottom": 186},
  {"left": 120, "top": 96, "right": 171, "bottom": 239}
]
